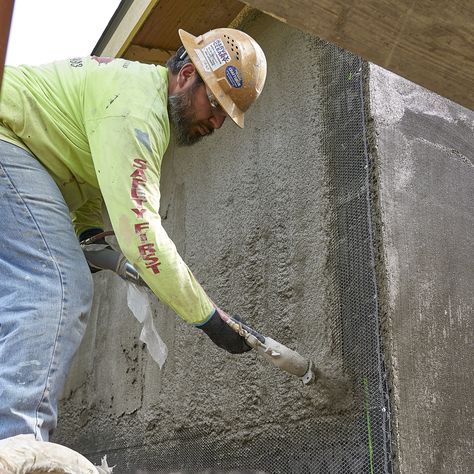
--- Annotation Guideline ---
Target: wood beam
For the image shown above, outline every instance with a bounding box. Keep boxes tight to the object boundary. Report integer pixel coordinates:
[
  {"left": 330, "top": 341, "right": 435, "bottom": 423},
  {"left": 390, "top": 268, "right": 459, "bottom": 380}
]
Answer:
[
  {"left": 100, "top": 0, "right": 160, "bottom": 58},
  {"left": 0, "top": 0, "right": 15, "bottom": 92},
  {"left": 242, "top": 0, "right": 474, "bottom": 110},
  {"left": 123, "top": 44, "right": 174, "bottom": 65}
]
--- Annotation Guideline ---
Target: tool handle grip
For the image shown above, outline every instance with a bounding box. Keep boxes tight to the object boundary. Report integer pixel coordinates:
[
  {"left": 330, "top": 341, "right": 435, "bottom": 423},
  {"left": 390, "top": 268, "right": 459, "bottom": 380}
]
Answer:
[
  {"left": 253, "top": 336, "right": 309, "bottom": 377},
  {"left": 224, "top": 317, "right": 317, "bottom": 384}
]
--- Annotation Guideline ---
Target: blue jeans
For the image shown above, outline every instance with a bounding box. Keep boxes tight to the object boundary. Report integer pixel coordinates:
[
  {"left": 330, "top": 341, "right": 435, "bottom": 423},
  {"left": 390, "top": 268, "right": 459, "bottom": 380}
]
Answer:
[{"left": 0, "top": 140, "right": 93, "bottom": 441}]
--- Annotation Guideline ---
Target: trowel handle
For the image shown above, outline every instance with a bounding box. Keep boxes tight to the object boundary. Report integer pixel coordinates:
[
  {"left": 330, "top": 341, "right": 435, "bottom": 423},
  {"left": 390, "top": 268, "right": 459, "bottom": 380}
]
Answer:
[{"left": 225, "top": 317, "right": 317, "bottom": 385}]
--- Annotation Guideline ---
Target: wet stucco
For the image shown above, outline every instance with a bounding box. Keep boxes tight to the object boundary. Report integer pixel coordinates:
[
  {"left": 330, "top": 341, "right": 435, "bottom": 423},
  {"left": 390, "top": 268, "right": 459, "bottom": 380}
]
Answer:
[{"left": 53, "top": 12, "right": 474, "bottom": 474}]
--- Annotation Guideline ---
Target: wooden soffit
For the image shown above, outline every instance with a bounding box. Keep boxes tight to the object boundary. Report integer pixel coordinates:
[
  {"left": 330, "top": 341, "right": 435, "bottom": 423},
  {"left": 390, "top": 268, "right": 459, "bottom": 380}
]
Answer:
[
  {"left": 241, "top": 0, "right": 474, "bottom": 111},
  {"left": 98, "top": 0, "right": 247, "bottom": 65},
  {"left": 95, "top": 0, "right": 474, "bottom": 111}
]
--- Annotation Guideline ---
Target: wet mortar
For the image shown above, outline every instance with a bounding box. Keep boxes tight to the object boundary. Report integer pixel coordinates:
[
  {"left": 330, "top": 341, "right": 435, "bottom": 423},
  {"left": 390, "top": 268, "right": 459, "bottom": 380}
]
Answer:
[{"left": 55, "top": 14, "right": 354, "bottom": 471}]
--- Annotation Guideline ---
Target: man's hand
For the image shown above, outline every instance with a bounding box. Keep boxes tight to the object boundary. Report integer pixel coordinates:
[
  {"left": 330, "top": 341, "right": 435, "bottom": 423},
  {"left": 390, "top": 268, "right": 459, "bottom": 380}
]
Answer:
[
  {"left": 197, "top": 309, "right": 252, "bottom": 354},
  {"left": 79, "top": 228, "right": 107, "bottom": 273}
]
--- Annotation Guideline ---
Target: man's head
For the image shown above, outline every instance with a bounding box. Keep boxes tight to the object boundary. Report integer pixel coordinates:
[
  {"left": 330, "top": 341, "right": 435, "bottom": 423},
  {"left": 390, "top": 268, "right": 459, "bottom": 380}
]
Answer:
[
  {"left": 167, "top": 47, "right": 227, "bottom": 146},
  {"left": 167, "top": 28, "right": 267, "bottom": 146}
]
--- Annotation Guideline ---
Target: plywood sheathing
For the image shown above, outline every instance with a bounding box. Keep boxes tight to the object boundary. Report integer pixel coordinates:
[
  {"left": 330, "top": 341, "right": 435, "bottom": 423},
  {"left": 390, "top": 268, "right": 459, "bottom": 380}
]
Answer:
[
  {"left": 240, "top": 0, "right": 474, "bottom": 110},
  {"left": 122, "top": 0, "right": 246, "bottom": 64}
]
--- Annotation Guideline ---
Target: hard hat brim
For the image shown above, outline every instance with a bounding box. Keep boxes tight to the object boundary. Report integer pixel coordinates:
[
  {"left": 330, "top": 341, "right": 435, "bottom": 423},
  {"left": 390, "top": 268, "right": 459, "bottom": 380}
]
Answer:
[{"left": 178, "top": 29, "right": 245, "bottom": 128}]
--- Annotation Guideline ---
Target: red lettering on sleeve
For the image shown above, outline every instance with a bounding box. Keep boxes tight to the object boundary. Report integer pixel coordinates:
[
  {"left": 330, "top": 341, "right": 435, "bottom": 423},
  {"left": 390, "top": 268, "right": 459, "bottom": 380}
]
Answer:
[
  {"left": 129, "top": 158, "right": 162, "bottom": 276},
  {"left": 131, "top": 207, "right": 146, "bottom": 219},
  {"left": 131, "top": 177, "right": 146, "bottom": 190},
  {"left": 138, "top": 243, "right": 156, "bottom": 257},
  {"left": 135, "top": 222, "right": 149, "bottom": 233},
  {"left": 147, "top": 262, "right": 161, "bottom": 274},
  {"left": 130, "top": 168, "right": 146, "bottom": 180},
  {"left": 144, "top": 256, "right": 161, "bottom": 266},
  {"left": 133, "top": 158, "right": 148, "bottom": 169},
  {"left": 131, "top": 186, "right": 146, "bottom": 201}
]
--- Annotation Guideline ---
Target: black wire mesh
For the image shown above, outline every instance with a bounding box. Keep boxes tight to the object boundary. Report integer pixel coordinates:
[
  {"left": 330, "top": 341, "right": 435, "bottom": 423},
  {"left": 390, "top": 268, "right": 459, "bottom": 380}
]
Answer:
[
  {"left": 58, "top": 43, "right": 392, "bottom": 474},
  {"left": 320, "top": 43, "right": 392, "bottom": 474}
]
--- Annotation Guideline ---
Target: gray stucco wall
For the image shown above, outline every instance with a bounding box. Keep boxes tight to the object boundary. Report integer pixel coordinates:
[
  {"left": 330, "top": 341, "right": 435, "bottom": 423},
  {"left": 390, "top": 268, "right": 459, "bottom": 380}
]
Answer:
[
  {"left": 56, "top": 13, "right": 350, "bottom": 470},
  {"left": 53, "top": 12, "right": 474, "bottom": 474},
  {"left": 368, "top": 66, "right": 474, "bottom": 474}
]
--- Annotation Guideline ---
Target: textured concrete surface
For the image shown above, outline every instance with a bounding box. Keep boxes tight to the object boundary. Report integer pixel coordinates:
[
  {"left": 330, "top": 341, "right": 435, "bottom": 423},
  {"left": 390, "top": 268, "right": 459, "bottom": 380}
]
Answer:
[
  {"left": 55, "top": 14, "right": 349, "bottom": 469},
  {"left": 368, "top": 65, "right": 474, "bottom": 474},
  {"left": 53, "top": 12, "right": 474, "bottom": 474}
]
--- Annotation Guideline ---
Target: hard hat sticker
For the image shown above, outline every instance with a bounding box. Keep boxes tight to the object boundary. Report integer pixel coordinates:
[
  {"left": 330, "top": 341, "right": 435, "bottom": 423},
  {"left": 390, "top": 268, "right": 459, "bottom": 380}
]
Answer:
[
  {"left": 225, "top": 66, "right": 243, "bottom": 88},
  {"left": 195, "top": 39, "right": 230, "bottom": 72}
]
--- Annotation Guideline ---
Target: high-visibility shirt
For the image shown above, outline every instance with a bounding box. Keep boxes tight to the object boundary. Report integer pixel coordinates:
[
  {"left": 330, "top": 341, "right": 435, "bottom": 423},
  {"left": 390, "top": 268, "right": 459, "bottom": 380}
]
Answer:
[{"left": 0, "top": 56, "right": 214, "bottom": 324}]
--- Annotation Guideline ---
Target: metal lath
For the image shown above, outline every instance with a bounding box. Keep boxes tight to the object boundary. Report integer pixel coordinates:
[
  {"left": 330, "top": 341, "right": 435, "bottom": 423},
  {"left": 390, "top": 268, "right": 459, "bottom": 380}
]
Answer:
[
  {"left": 67, "top": 42, "right": 392, "bottom": 474},
  {"left": 320, "top": 43, "right": 392, "bottom": 474}
]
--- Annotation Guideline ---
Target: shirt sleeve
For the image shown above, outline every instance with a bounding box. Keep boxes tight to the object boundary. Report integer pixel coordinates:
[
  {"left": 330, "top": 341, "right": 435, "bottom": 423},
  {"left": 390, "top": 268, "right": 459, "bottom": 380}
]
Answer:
[
  {"left": 71, "top": 196, "right": 104, "bottom": 237},
  {"left": 85, "top": 114, "right": 215, "bottom": 325}
]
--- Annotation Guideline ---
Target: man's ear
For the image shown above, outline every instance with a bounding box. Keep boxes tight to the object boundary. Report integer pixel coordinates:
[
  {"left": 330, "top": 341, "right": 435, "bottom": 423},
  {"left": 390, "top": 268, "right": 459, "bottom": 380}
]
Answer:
[{"left": 177, "top": 62, "right": 197, "bottom": 89}]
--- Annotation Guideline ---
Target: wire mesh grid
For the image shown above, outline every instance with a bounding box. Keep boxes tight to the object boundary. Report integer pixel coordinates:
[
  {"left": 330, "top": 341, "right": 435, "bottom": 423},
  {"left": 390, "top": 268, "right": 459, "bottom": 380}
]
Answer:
[
  {"left": 320, "top": 43, "right": 392, "bottom": 474},
  {"left": 60, "top": 43, "right": 392, "bottom": 474}
]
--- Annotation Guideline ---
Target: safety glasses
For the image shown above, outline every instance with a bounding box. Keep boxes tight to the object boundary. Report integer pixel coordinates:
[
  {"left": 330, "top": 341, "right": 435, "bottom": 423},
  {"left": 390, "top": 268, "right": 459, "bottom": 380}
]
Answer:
[{"left": 205, "top": 86, "right": 226, "bottom": 117}]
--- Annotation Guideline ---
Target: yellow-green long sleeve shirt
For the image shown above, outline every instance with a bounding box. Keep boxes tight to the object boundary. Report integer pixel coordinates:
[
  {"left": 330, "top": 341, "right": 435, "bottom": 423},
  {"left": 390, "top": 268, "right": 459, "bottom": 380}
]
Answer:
[{"left": 0, "top": 56, "right": 214, "bottom": 324}]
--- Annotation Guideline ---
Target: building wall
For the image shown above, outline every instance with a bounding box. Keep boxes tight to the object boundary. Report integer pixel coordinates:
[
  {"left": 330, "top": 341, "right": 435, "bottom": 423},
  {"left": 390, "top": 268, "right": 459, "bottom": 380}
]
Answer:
[
  {"left": 56, "top": 13, "right": 349, "bottom": 468},
  {"left": 54, "top": 11, "right": 474, "bottom": 474},
  {"left": 368, "top": 66, "right": 474, "bottom": 474}
]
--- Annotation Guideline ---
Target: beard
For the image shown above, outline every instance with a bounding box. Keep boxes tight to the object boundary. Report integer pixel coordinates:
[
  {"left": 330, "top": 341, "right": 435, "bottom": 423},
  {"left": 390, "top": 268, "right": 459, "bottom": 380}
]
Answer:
[{"left": 168, "top": 82, "right": 214, "bottom": 147}]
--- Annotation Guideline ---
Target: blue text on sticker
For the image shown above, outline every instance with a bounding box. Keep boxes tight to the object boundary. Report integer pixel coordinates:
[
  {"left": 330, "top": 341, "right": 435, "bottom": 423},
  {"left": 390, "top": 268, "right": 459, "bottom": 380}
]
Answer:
[{"left": 225, "top": 65, "right": 243, "bottom": 88}]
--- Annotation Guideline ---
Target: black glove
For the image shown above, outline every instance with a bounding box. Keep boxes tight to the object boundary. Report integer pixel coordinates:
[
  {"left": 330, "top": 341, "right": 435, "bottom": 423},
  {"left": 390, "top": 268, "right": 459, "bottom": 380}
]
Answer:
[
  {"left": 198, "top": 309, "right": 252, "bottom": 354},
  {"left": 79, "top": 228, "right": 106, "bottom": 273}
]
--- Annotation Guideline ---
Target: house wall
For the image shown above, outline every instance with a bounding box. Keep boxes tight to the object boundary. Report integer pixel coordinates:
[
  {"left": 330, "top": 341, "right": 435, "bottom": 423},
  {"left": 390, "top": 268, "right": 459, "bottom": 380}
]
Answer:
[{"left": 54, "top": 11, "right": 474, "bottom": 474}]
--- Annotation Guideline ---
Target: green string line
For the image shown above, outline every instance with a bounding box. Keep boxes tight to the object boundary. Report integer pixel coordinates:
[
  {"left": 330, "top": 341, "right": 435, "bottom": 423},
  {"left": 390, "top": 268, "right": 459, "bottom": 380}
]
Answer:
[{"left": 364, "top": 377, "right": 375, "bottom": 474}]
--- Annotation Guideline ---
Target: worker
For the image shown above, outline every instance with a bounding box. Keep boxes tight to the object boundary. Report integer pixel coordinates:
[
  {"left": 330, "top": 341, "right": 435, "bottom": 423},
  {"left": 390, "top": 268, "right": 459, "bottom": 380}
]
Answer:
[{"left": 0, "top": 28, "right": 267, "bottom": 442}]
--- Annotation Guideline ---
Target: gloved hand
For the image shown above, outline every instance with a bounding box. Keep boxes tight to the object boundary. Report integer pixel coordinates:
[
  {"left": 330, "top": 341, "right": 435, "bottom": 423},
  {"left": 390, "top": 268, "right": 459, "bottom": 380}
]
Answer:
[
  {"left": 79, "top": 228, "right": 106, "bottom": 273},
  {"left": 197, "top": 309, "right": 252, "bottom": 354},
  {"left": 80, "top": 229, "right": 144, "bottom": 284}
]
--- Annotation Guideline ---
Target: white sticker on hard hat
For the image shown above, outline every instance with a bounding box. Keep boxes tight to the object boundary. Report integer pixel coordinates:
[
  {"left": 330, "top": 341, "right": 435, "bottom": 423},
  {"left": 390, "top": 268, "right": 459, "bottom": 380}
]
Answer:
[
  {"left": 195, "top": 39, "right": 230, "bottom": 72},
  {"left": 195, "top": 49, "right": 211, "bottom": 72},
  {"left": 225, "top": 65, "right": 243, "bottom": 88}
]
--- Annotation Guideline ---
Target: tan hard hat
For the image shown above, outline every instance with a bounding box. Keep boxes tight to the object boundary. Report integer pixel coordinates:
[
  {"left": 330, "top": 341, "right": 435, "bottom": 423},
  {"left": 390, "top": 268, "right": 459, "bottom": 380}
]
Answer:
[{"left": 179, "top": 28, "right": 267, "bottom": 128}]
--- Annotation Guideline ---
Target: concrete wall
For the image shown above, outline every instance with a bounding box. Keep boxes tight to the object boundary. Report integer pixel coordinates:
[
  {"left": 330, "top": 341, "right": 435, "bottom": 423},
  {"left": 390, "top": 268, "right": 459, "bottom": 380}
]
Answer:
[
  {"left": 368, "top": 66, "right": 474, "bottom": 474},
  {"left": 54, "top": 11, "right": 474, "bottom": 474},
  {"left": 56, "top": 13, "right": 348, "bottom": 469}
]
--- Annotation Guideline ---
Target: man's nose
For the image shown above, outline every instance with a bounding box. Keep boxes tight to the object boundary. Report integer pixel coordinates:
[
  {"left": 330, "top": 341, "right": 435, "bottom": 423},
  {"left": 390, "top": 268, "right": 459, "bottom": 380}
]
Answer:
[{"left": 209, "top": 113, "right": 226, "bottom": 129}]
